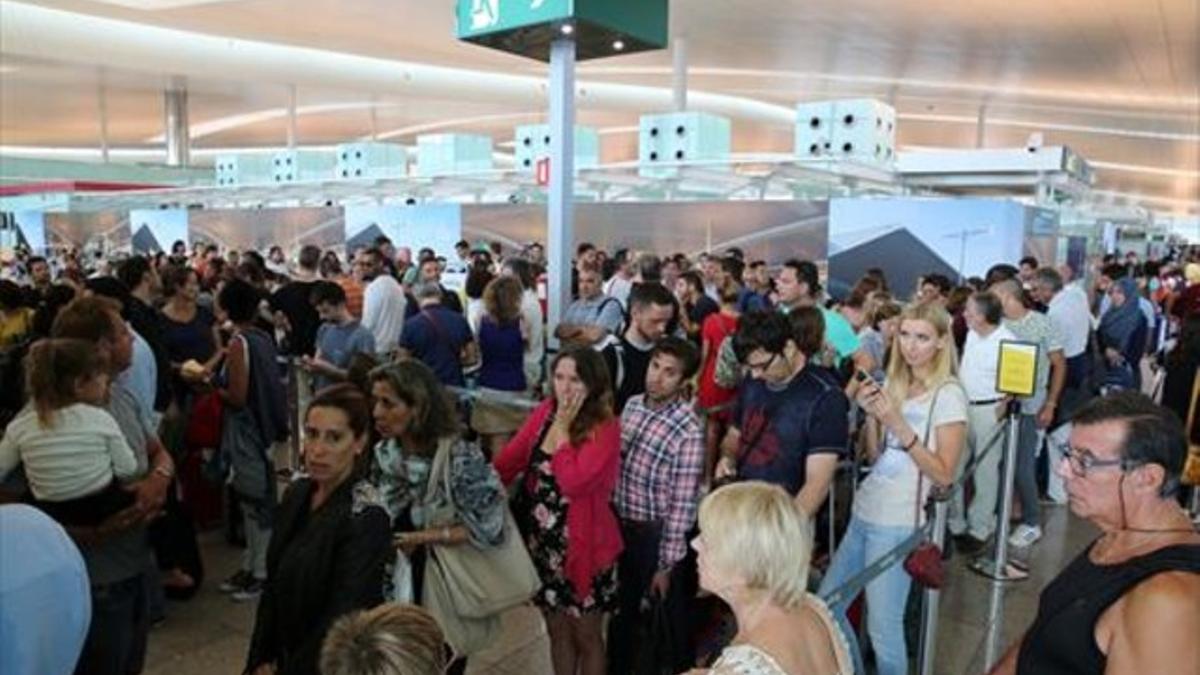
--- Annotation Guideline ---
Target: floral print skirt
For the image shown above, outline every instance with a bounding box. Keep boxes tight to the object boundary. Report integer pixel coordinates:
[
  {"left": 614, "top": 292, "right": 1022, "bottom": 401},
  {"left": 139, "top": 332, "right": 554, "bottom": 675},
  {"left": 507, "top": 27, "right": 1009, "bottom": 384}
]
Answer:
[{"left": 514, "top": 446, "right": 618, "bottom": 617}]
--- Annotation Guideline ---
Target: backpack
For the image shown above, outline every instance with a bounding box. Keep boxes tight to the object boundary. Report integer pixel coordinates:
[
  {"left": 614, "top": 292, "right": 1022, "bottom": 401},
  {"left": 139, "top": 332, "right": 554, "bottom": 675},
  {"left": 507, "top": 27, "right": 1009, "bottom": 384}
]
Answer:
[
  {"left": 713, "top": 335, "right": 741, "bottom": 389},
  {"left": 592, "top": 296, "right": 626, "bottom": 337},
  {"left": 599, "top": 335, "right": 627, "bottom": 395}
]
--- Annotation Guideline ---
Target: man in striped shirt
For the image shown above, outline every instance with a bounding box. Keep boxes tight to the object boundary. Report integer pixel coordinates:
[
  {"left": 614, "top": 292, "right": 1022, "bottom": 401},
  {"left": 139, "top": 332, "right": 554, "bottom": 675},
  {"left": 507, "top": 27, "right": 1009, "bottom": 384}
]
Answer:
[{"left": 609, "top": 337, "right": 705, "bottom": 674}]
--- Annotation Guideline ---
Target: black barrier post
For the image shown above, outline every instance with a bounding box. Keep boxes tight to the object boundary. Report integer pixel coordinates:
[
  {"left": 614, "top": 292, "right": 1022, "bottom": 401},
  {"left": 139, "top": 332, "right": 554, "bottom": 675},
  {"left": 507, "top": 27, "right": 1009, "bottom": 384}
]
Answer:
[{"left": 972, "top": 399, "right": 1025, "bottom": 581}]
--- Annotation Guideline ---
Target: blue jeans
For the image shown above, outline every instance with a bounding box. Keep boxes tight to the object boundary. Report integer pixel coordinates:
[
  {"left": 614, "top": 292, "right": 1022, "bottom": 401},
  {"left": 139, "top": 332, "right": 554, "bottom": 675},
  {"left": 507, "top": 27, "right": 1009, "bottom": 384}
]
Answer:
[
  {"left": 74, "top": 573, "right": 148, "bottom": 675},
  {"left": 819, "top": 515, "right": 915, "bottom": 675},
  {"left": 1015, "top": 414, "right": 1041, "bottom": 527}
]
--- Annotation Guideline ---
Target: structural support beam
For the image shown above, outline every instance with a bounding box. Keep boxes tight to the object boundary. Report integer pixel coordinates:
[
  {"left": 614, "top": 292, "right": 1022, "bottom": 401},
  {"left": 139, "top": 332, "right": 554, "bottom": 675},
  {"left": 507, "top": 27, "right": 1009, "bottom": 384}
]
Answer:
[
  {"left": 163, "top": 77, "right": 190, "bottom": 167},
  {"left": 97, "top": 76, "right": 110, "bottom": 163},
  {"left": 546, "top": 37, "right": 576, "bottom": 349},
  {"left": 976, "top": 104, "right": 988, "bottom": 148},
  {"left": 672, "top": 36, "right": 687, "bottom": 111},
  {"left": 287, "top": 84, "right": 298, "bottom": 150}
]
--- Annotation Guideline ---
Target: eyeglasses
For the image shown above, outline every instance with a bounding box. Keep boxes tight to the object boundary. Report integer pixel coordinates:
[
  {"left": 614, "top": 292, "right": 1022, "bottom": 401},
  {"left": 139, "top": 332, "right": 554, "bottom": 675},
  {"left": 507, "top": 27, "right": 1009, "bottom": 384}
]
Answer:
[
  {"left": 744, "top": 352, "right": 780, "bottom": 376},
  {"left": 1063, "top": 446, "right": 1135, "bottom": 478}
]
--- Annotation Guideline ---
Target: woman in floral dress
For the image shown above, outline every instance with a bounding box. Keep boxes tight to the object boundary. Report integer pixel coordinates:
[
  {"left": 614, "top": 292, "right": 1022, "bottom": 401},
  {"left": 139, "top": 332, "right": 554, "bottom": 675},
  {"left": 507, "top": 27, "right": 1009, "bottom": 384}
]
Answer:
[{"left": 495, "top": 347, "right": 623, "bottom": 675}]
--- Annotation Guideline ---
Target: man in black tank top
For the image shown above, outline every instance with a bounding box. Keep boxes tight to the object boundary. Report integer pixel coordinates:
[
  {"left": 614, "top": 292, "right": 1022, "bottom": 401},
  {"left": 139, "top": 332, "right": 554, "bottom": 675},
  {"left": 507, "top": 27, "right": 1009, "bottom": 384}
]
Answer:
[{"left": 990, "top": 391, "right": 1200, "bottom": 675}]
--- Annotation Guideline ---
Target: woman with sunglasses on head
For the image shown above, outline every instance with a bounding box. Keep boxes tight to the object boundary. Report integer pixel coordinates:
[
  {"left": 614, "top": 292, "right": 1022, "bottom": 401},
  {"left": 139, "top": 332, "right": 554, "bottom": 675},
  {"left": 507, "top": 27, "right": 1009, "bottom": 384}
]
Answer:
[
  {"left": 365, "top": 359, "right": 507, "bottom": 672},
  {"left": 817, "top": 302, "right": 967, "bottom": 675}
]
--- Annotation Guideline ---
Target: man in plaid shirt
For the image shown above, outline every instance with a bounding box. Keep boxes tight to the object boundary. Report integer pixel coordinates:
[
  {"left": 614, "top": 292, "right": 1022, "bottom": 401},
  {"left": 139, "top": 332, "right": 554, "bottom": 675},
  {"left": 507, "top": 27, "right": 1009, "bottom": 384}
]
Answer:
[{"left": 609, "top": 337, "right": 705, "bottom": 674}]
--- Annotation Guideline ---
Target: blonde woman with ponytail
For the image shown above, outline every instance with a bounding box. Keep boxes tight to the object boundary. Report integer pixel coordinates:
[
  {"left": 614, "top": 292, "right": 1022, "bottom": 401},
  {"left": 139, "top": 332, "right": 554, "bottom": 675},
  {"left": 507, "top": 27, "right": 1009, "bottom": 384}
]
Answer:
[{"left": 817, "top": 302, "right": 968, "bottom": 675}]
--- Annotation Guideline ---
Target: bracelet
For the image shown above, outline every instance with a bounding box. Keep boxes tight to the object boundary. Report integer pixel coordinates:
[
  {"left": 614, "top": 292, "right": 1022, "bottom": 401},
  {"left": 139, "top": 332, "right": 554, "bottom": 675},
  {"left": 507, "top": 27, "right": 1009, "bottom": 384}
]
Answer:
[
  {"left": 903, "top": 434, "right": 919, "bottom": 451},
  {"left": 153, "top": 465, "right": 174, "bottom": 479}
]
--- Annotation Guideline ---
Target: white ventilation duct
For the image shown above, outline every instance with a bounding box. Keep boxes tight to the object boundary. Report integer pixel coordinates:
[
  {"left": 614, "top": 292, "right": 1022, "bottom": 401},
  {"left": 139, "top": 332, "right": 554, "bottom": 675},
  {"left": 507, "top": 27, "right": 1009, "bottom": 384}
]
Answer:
[{"left": 0, "top": 2, "right": 794, "bottom": 126}]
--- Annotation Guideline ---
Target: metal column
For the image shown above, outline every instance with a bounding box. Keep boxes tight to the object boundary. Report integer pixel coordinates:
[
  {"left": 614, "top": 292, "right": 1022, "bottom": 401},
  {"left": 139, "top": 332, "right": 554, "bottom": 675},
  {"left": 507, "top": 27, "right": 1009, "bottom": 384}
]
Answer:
[
  {"left": 286, "top": 84, "right": 298, "bottom": 150},
  {"left": 546, "top": 37, "right": 576, "bottom": 347},
  {"left": 975, "top": 104, "right": 988, "bottom": 148},
  {"left": 97, "top": 78, "right": 110, "bottom": 163},
  {"left": 982, "top": 579, "right": 1009, "bottom": 671},
  {"left": 973, "top": 402, "right": 1025, "bottom": 581},
  {"left": 672, "top": 36, "right": 687, "bottom": 111},
  {"left": 917, "top": 500, "right": 948, "bottom": 675},
  {"left": 163, "top": 78, "right": 190, "bottom": 167}
]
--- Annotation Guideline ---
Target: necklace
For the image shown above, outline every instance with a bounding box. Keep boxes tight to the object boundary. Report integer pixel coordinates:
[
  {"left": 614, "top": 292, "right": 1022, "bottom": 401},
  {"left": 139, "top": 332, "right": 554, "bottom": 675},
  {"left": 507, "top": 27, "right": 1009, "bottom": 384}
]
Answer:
[{"left": 1115, "top": 526, "right": 1198, "bottom": 534}]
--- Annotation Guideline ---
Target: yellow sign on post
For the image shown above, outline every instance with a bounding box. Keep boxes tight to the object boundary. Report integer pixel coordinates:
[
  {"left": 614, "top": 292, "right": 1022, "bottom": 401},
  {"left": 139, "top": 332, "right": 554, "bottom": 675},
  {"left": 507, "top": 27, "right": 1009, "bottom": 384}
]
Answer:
[{"left": 996, "top": 340, "right": 1040, "bottom": 397}]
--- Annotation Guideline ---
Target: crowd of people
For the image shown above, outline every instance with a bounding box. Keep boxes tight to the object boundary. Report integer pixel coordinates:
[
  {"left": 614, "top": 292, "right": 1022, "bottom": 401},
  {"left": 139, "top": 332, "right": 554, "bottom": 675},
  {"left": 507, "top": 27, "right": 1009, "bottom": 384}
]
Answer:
[{"left": 0, "top": 234, "right": 1198, "bottom": 675}]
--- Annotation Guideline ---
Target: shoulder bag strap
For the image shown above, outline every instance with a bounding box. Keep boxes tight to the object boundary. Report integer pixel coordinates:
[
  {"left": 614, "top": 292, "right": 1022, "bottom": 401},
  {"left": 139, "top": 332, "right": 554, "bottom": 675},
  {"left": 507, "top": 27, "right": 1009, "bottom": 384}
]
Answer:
[
  {"left": 426, "top": 437, "right": 455, "bottom": 506},
  {"left": 593, "top": 296, "right": 617, "bottom": 323},
  {"left": 913, "top": 384, "right": 946, "bottom": 528},
  {"left": 1187, "top": 369, "right": 1200, "bottom": 438},
  {"left": 422, "top": 310, "right": 452, "bottom": 345}
]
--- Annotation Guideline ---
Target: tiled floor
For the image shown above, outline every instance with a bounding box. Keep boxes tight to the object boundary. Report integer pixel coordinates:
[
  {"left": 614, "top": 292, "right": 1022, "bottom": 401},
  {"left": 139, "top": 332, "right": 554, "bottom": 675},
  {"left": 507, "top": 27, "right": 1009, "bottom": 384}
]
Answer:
[{"left": 142, "top": 504, "right": 1093, "bottom": 675}]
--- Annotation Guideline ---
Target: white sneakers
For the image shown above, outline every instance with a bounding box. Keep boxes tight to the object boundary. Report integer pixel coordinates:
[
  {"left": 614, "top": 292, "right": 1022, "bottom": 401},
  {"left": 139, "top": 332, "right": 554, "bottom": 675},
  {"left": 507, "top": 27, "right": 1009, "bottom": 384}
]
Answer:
[{"left": 1008, "top": 524, "right": 1043, "bottom": 548}]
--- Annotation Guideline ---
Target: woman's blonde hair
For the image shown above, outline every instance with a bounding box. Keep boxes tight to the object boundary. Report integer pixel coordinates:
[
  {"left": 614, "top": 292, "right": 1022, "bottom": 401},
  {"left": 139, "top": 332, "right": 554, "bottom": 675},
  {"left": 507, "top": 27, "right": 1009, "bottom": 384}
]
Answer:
[
  {"left": 883, "top": 302, "right": 958, "bottom": 405},
  {"left": 697, "top": 481, "right": 812, "bottom": 610},
  {"left": 320, "top": 603, "right": 446, "bottom": 675}
]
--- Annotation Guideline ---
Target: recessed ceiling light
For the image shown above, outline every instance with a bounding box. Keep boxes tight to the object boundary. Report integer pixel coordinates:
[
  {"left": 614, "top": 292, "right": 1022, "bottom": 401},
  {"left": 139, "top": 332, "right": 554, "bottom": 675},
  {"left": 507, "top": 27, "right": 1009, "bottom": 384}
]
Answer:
[
  {"left": 560, "top": 24, "right": 574, "bottom": 35},
  {"left": 612, "top": 40, "right": 625, "bottom": 51}
]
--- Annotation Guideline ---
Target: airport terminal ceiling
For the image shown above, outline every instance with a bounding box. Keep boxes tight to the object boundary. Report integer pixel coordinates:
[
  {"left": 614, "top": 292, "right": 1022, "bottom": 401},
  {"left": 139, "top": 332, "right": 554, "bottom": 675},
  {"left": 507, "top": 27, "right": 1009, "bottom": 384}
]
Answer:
[{"left": 0, "top": 0, "right": 1196, "bottom": 211}]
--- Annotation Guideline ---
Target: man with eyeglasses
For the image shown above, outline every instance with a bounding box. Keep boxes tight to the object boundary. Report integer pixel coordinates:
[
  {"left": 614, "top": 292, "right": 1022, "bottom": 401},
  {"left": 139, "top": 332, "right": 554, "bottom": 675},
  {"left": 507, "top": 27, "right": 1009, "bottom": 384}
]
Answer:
[
  {"left": 990, "top": 391, "right": 1199, "bottom": 675},
  {"left": 713, "top": 309, "right": 848, "bottom": 516}
]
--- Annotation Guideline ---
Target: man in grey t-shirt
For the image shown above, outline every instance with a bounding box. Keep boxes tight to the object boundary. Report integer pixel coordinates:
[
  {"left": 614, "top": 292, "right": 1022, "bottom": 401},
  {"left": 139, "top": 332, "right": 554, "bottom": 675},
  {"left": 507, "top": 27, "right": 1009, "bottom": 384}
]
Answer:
[
  {"left": 555, "top": 264, "right": 625, "bottom": 347},
  {"left": 303, "top": 281, "right": 376, "bottom": 391},
  {"left": 993, "top": 280, "right": 1066, "bottom": 550}
]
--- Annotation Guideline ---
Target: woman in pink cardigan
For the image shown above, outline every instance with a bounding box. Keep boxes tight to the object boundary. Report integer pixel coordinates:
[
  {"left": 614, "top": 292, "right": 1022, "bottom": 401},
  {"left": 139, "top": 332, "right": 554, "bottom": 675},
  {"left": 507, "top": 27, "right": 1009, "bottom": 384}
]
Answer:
[{"left": 495, "top": 346, "right": 623, "bottom": 675}]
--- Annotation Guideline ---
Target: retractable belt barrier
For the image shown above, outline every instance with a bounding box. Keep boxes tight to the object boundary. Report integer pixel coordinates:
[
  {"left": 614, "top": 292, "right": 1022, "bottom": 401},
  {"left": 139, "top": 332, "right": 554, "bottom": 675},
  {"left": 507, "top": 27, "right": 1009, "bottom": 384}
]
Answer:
[
  {"left": 282, "top": 356, "right": 306, "bottom": 475},
  {"left": 446, "top": 385, "right": 542, "bottom": 411},
  {"left": 289, "top": 367, "right": 1012, "bottom": 674}
]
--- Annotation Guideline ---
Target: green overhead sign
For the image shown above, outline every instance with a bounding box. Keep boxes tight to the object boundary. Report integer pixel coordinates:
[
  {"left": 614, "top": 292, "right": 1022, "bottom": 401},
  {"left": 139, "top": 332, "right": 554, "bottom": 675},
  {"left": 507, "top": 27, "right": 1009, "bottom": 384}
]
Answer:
[
  {"left": 456, "top": 0, "right": 668, "bottom": 62},
  {"left": 457, "top": 0, "right": 571, "bottom": 36}
]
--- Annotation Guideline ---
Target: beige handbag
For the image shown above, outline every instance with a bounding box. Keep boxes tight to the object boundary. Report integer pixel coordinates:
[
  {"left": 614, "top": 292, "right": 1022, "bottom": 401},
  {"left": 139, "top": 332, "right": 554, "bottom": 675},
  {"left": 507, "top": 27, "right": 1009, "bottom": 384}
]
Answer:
[{"left": 421, "top": 438, "right": 541, "bottom": 655}]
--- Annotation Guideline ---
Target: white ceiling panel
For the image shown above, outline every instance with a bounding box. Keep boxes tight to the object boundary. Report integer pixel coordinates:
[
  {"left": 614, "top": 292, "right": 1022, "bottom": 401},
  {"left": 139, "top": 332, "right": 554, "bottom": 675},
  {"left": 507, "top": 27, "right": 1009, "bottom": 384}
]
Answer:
[{"left": 0, "top": 0, "right": 1195, "bottom": 210}]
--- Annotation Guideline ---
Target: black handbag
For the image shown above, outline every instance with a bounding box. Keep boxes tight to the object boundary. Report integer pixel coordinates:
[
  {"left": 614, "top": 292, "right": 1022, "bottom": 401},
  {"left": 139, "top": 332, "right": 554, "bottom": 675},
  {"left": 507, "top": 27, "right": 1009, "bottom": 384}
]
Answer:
[{"left": 632, "top": 593, "right": 679, "bottom": 675}]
